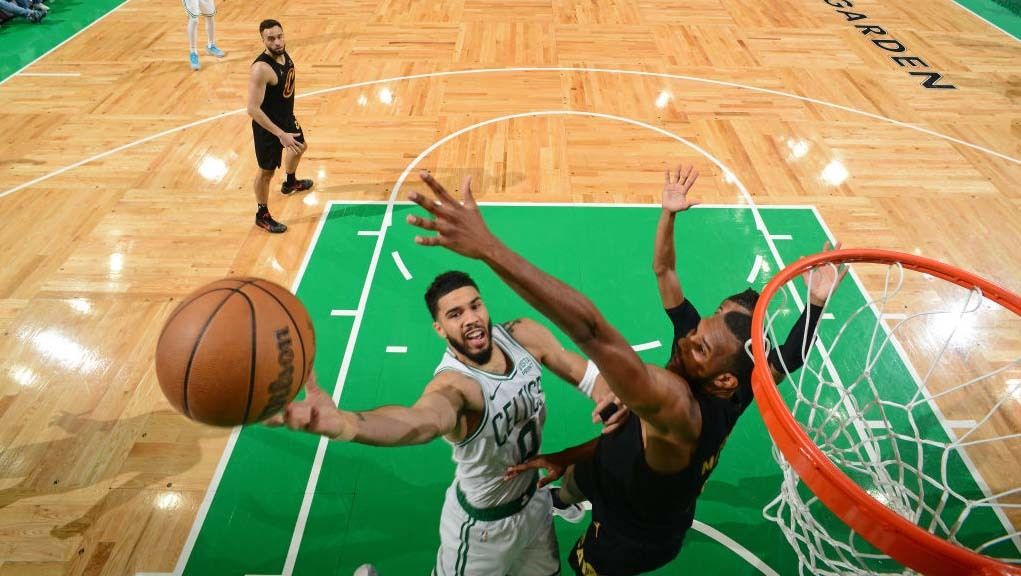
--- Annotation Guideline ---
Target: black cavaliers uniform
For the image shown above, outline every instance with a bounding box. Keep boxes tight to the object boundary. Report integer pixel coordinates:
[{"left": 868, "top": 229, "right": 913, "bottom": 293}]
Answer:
[
  {"left": 570, "top": 300, "right": 755, "bottom": 576},
  {"left": 252, "top": 51, "right": 303, "bottom": 170}
]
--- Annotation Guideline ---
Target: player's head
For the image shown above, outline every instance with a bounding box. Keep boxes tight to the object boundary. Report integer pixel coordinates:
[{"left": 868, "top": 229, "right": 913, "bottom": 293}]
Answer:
[
  {"left": 719, "top": 288, "right": 759, "bottom": 315},
  {"left": 426, "top": 271, "right": 494, "bottom": 365},
  {"left": 259, "top": 19, "right": 285, "bottom": 56},
  {"left": 670, "top": 289, "right": 759, "bottom": 397}
]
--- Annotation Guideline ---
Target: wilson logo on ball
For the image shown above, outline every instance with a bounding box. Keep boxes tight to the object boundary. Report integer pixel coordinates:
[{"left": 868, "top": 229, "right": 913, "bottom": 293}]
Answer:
[{"left": 260, "top": 327, "right": 296, "bottom": 420}]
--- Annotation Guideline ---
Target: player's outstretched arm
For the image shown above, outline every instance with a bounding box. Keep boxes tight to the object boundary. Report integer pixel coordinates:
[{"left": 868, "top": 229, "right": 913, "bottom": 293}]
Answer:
[
  {"left": 266, "top": 371, "right": 476, "bottom": 447},
  {"left": 653, "top": 163, "right": 700, "bottom": 309},
  {"left": 405, "top": 172, "right": 679, "bottom": 429}
]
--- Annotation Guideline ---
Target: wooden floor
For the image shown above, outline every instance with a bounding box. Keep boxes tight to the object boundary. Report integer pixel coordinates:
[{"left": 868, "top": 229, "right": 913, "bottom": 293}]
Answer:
[{"left": 0, "top": 0, "right": 1018, "bottom": 574}]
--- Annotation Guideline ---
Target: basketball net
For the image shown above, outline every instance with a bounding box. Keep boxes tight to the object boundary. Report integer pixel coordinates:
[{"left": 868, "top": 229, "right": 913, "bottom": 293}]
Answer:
[{"left": 750, "top": 250, "right": 1021, "bottom": 576}]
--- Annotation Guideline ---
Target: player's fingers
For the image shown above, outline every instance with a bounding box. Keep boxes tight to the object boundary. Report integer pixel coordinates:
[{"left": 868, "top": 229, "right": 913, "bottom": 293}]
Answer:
[
  {"left": 406, "top": 214, "right": 438, "bottom": 231},
  {"left": 684, "top": 168, "right": 700, "bottom": 189},
  {"left": 837, "top": 263, "right": 850, "bottom": 282},
  {"left": 419, "top": 171, "right": 457, "bottom": 205},
  {"left": 414, "top": 235, "right": 445, "bottom": 247},
  {"left": 537, "top": 468, "right": 562, "bottom": 489},
  {"left": 591, "top": 396, "right": 615, "bottom": 423},
  {"left": 680, "top": 164, "right": 693, "bottom": 185},
  {"left": 605, "top": 405, "right": 629, "bottom": 428},
  {"left": 504, "top": 460, "right": 540, "bottom": 479},
  {"left": 285, "top": 404, "right": 311, "bottom": 430},
  {"left": 264, "top": 413, "right": 285, "bottom": 427},
  {"left": 461, "top": 176, "right": 477, "bottom": 209},
  {"left": 407, "top": 190, "right": 440, "bottom": 215}
]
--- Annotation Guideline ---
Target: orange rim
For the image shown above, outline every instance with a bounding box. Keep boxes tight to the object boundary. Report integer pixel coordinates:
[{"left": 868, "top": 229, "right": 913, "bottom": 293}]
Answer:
[{"left": 750, "top": 248, "right": 1021, "bottom": 576}]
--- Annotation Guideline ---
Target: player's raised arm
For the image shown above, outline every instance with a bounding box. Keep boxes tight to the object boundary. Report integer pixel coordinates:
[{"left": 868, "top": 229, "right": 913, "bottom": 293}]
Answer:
[
  {"left": 653, "top": 163, "right": 700, "bottom": 310},
  {"left": 767, "top": 242, "right": 848, "bottom": 384},
  {"left": 406, "top": 173, "right": 687, "bottom": 434},
  {"left": 267, "top": 371, "right": 480, "bottom": 447}
]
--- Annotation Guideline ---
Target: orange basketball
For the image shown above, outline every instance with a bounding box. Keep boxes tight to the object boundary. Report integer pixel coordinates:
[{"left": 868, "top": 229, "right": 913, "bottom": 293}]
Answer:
[{"left": 155, "top": 277, "right": 316, "bottom": 427}]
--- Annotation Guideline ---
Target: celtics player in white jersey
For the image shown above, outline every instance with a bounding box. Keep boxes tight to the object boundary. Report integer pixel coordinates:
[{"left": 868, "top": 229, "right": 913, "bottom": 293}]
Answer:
[
  {"left": 182, "top": 0, "right": 226, "bottom": 70},
  {"left": 270, "top": 271, "right": 624, "bottom": 575}
]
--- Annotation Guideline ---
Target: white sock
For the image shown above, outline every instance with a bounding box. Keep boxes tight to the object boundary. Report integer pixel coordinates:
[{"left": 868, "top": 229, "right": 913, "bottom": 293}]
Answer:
[{"left": 187, "top": 17, "right": 198, "bottom": 53}]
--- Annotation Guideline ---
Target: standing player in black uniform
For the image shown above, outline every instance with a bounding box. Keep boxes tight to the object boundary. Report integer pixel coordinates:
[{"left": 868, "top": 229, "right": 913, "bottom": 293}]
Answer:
[
  {"left": 406, "top": 167, "right": 844, "bottom": 575},
  {"left": 246, "top": 19, "right": 314, "bottom": 234}
]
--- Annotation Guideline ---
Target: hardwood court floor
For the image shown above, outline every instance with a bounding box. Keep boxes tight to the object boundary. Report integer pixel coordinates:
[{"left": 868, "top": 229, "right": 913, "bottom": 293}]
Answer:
[{"left": 0, "top": 0, "right": 1018, "bottom": 574}]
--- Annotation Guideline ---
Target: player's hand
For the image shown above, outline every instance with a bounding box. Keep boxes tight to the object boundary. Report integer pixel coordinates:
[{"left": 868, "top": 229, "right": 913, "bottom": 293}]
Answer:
[
  {"left": 406, "top": 172, "right": 498, "bottom": 260},
  {"left": 662, "top": 163, "right": 701, "bottom": 214},
  {"left": 804, "top": 242, "right": 848, "bottom": 307},
  {"left": 592, "top": 393, "right": 629, "bottom": 435},
  {"left": 279, "top": 132, "right": 305, "bottom": 155},
  {"left": 504, "top": 452, "right": 571, "bottom": 488},
  {"left": 265, "top": 374, "right": 348, "bottom": 439}
]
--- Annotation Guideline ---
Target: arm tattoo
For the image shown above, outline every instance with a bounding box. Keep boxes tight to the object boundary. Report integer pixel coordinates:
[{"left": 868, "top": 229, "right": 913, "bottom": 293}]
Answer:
[{"left": 502, "top": 319, "right": 522, "bottom": 334}]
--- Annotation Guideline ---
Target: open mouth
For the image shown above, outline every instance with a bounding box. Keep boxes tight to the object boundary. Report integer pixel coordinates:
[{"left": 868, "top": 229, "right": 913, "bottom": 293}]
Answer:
[{"left": 464, "top": 327, "right": 487, "bottom": 348}]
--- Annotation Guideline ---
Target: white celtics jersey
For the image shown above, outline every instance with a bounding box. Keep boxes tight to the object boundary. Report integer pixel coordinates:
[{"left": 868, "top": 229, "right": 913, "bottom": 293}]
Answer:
[{"left": 435, "top": 323, "right": 547, "bottom": 509}]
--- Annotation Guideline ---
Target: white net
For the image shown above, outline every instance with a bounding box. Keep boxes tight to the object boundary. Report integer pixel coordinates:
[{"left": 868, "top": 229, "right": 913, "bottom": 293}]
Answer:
[{"left": 757, "top": 259, "right": 1021, "bottom": 576}]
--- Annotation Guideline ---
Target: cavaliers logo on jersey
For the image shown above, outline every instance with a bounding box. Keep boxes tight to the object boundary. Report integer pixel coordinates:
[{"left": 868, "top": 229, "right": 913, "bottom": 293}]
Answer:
[{"left": 282, "top": 68, "right": 295, "bottom": 99}]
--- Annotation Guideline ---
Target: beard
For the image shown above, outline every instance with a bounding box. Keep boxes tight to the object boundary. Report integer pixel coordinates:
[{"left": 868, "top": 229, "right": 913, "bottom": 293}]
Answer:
[
  {"left": 447, "top": 320, "right": 494, "bottom": 365},
  {"left": 667, "top": 345, "right": 714, "bottom": 395},
  {"left": 268, "top": 45, "right": 285, "bottom": 56}
]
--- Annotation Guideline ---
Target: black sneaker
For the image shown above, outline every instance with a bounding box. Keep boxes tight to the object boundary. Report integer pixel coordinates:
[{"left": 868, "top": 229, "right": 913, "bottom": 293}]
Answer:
[
  {"left": 550, "top": 486, "right": 585, "bottom": 523},
  {"left": 256, "top": 212, "right": 287, "bottom": 233},
  {"left": 281, "top": 179, "right": 314, "bottom": 195}
]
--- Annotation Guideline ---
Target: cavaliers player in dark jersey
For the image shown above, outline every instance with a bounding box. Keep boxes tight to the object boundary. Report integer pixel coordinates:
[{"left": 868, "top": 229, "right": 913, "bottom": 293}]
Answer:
[
  {"left": 246, "top": 19, "right": 314, "bottom": 234},
  {"left": 406, "top": 166, "right": 845, "bottom": 575}
]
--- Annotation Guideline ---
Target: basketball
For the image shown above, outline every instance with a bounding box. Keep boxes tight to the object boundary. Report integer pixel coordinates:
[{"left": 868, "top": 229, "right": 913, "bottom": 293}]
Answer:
[{"left": 155, "top": 277, "right": 316, "bottom": 427}]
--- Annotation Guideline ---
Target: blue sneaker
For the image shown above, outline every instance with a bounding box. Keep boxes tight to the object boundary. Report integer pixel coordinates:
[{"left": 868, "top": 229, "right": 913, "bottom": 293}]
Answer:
[
  {"left": 206, "top": 44, "right": 226, "bottom": 58},
  {"left": 188, "top": 52, "right": 200, "bottom": 70}
]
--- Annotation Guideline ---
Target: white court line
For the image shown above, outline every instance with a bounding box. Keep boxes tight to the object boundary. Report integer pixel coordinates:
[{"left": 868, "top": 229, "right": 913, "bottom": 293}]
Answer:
[
  {"left": 270, "top": 110, "right": 789, "bottom": 576},
  {"left": 385, "top": 346, "right": 408, "bottom": 354},
  {"left": 866, "top": 420, "right": 888, "bottom": 429},
  {"left": 631, "top": 341, "right": 662, "bottom": 352},
  {"left": 882, "top": 313, "right": 909, "bottom": 320},
  {"left": 693, "top": 521, "right": 782, "bottom": 576},
  {"left": 330, "top": 309, "right": 358, "bottom": 317},
  {"left": 948, "top": 419, "right": 979, "bottom": 429},
  {"left": 0, "top": 0, "right": 134, "bottom": 88},
  {"left": 357, "top": 230, "right": 380, "bottom": 236},
  {"left": 5, "top": 66, "right": 1019, "bottom": 201},
  {"left": 768, "top": 234, "right": 793, "bottom": 241},
  {"left": 747, "top": 254, "right": 766, "bottom": 283},
  {"left": 391, "top": 251, "right": 412, "bottom": 280},
  {"left": 822, "top": 313, "right": 836, "bottom": 320},
  {"left": 20, "top": 72, "right": 82, "bottom": 77},
  {"left": 334, "top": 200, "right": 825, "bottom": 209},
  {"left": 948, "top": 0, "right": 1019, "bottom": 42}
]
